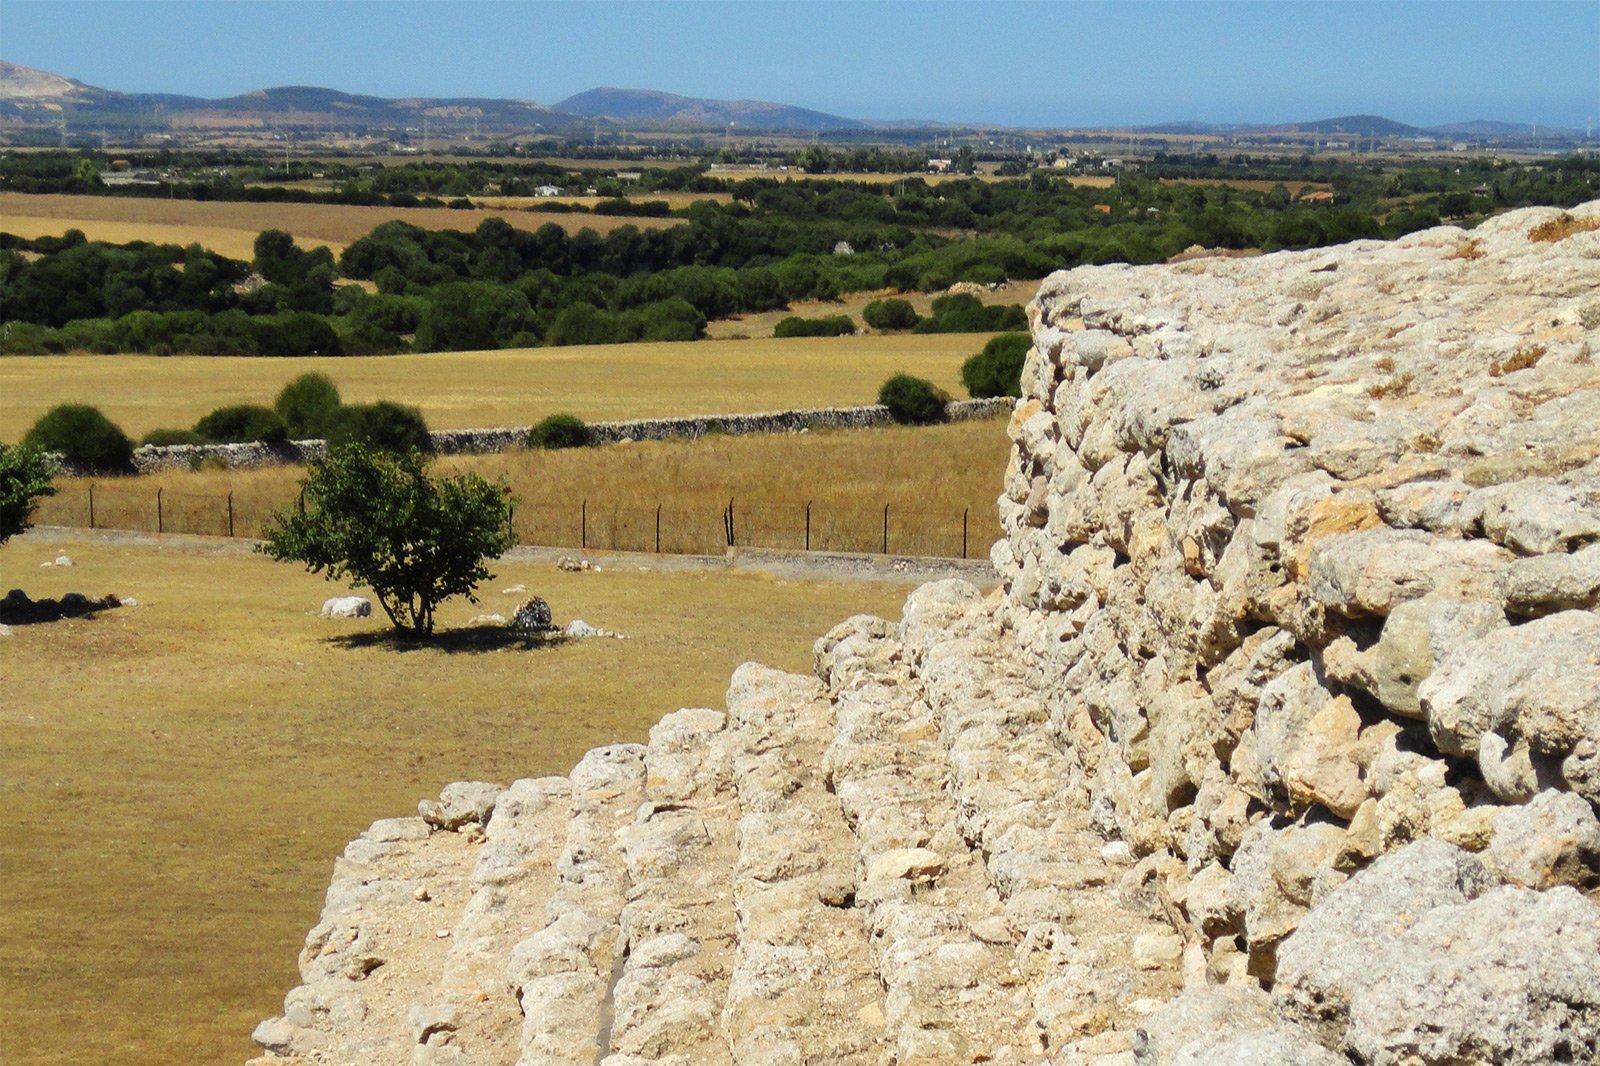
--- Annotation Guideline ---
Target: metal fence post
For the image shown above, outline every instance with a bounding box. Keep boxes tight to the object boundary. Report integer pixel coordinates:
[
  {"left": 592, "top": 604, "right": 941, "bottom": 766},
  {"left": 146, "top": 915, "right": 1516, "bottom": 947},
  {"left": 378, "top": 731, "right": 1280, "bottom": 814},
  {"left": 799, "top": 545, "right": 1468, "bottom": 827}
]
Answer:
[
  {"left": 805, "top": 501, "right": 811, "bottom": 551},
  {"left": 882, "top": 503, "right": 889, "bottom": 555},
  {"left": 157, "top": 487, "right": 163, "bottom": 534},
  {"left": 962, "top": 507, "right": 969, "bottom": 559},
  {"left": 581, "top": 499, "right": 587, "bottom": 550},
  {"left": 88, "top": 484, "right": 95, "bottom": 529},
  {"left": 228, "top": 492, "right": 235, "bottom": 538},
  {"left": 507, "top": 502, "right": 515, "bottom": 541},
  {"left": 655, "top": 505, "right": 661, "bottom": 554}
]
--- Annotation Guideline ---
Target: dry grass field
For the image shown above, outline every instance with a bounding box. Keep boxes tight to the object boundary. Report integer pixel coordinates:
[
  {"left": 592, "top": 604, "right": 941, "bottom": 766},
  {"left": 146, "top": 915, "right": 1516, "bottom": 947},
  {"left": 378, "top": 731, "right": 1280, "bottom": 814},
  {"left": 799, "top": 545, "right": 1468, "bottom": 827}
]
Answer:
[
  {"left": 0, "top": 332, "right": 1000, "bottom": 441},
  {"left": 36, "top": 417, "right": 1011, "bottom": 558},
  {"left": 0, "top": 529, "right": 929, "bottom": 1065},
  {"left": 0, "top": 192, "right": 678, "bottom": 260}
]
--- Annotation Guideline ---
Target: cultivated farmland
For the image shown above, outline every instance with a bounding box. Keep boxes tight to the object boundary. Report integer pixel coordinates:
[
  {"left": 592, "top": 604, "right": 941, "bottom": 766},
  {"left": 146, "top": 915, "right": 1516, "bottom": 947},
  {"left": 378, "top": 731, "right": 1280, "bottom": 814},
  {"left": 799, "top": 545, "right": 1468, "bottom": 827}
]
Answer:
[
  {"left": 0, "top": 333, "right": 1002, "bottom": 440},
  {"left": 0, "top": 191, "right": 678, "bottom": 261},
  {"left": 0, "top": 530, "right": 928, "bottom": 1065}
]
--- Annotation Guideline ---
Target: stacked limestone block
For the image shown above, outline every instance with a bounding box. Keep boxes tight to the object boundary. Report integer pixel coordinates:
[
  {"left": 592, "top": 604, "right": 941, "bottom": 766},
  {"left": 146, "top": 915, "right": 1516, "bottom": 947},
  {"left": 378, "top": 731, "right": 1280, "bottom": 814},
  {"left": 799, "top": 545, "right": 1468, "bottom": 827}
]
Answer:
[{"left": 998, "top": 201, "right": 1600, "bottom": 1063}]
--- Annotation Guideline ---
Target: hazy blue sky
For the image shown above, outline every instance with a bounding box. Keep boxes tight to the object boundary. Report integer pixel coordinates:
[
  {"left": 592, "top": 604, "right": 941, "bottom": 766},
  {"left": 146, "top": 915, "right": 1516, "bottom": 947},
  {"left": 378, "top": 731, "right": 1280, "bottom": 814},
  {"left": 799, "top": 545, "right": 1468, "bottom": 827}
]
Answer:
[{"left": 4, "top": 0, "right": 1597, "bottom": 128}]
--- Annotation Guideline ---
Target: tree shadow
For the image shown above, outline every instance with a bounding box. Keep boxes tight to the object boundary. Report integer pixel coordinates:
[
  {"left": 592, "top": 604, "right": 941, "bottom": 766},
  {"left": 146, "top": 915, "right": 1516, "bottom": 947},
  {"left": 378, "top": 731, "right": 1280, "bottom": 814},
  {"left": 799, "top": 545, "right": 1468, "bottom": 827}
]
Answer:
[{"left": 326, "top": 626, "right": 569, "bottom": 655}]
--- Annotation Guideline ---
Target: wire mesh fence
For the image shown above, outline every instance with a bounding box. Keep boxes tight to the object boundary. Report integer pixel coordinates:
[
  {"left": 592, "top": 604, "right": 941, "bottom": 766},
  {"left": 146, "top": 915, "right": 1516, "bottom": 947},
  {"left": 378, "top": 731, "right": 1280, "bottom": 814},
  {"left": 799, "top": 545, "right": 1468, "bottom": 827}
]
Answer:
[{"left": 54, "top": 483, "right": 994, "bottom": 560}]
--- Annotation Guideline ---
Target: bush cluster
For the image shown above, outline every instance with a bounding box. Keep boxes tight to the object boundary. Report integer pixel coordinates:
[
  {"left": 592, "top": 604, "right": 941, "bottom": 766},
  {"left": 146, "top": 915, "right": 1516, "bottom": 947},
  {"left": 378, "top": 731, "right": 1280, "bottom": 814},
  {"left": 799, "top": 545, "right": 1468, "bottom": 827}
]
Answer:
[
  {"left": 912, "top": 294, "right": 1028, "bottom": 334},
  {"left": 862, "top": 298, "right": 921, "bottom": 331},
  {"left": 773, "top": 314, "right": 856, "bottom": 338},
  {"left": 133, "top": 374, "right": 433, "bottom": 457}
]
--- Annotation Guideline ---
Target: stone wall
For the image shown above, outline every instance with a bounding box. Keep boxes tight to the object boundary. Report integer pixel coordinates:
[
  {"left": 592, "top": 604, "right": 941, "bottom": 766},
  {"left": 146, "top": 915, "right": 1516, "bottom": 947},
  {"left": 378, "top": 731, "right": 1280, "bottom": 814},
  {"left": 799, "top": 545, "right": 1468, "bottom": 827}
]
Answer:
[
  {"left": 993, "top": 200, "right": 1600, "bottom": 1058},
  {"left": 127, "top": 398, "right": 1011, "bottom": 474}
]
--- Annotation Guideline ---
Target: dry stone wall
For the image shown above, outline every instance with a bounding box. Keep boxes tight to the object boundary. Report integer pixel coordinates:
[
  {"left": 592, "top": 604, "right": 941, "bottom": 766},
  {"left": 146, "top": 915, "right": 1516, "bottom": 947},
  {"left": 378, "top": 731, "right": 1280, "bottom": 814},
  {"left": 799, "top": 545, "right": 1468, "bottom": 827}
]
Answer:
[
  {"left": 995, "top": 200, "right": 1600, "bottom": 1061},
  {"left": 126, "top": 399, "right": 1011, "bottom": 474},
  {"left": 250, "top": 202, "right": 1600, "bottom": 1066}
]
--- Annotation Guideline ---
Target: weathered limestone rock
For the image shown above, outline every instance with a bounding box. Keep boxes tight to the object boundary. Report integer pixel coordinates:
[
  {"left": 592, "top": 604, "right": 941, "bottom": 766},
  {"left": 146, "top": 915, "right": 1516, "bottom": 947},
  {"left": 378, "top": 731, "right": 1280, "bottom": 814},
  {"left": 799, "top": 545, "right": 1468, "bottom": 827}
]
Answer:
[
  {"left": 1343, "top": 886, "right": 1600, "bottom": 1066},
  {"left": 320, "top": 595, "right": 372, "bottom": 619},
  {"left": 419, "top": 782, "right": 503, "bottom": 832},
  {"left": 1273, "top": 840, "right": 1500, "bottom": 1044},
  {"left": 1486, "top": 788, "right": 1600, "bottom": 889}
]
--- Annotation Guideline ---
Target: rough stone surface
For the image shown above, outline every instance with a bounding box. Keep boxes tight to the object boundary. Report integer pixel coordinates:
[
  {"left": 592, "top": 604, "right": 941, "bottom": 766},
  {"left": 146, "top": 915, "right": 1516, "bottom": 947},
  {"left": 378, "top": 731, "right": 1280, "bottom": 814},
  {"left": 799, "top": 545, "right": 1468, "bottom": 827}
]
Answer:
[{"left": 252, "top": 203, "right": 1600, "bottom": 1066}]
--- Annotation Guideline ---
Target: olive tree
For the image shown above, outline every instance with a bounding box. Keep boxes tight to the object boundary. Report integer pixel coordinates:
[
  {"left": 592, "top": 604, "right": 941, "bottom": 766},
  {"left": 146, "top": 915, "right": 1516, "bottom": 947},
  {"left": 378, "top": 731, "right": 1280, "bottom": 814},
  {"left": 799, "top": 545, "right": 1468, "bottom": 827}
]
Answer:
[{"left": 258, "top": 443, "right": 512, "bottom": 637}]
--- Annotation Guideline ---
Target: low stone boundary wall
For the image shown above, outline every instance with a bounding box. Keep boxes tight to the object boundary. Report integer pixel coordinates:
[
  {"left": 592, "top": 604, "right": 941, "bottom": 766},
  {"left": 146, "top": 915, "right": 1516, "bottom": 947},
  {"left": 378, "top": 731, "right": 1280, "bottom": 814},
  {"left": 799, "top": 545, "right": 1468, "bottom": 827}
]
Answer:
[{"left": 123, "top": 398, "right": 1013, "bottom": 473}]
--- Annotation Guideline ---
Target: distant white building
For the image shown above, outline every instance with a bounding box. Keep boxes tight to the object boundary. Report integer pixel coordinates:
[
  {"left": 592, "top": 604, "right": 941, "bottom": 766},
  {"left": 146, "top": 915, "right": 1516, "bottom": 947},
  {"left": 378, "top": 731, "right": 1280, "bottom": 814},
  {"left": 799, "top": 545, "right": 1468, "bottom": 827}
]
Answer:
[
  {"left": 927, "top": 158, "right": 953, "bottom": 173},
  {"left": 534, "top": 184, "right": 563, "bottom": 197}
]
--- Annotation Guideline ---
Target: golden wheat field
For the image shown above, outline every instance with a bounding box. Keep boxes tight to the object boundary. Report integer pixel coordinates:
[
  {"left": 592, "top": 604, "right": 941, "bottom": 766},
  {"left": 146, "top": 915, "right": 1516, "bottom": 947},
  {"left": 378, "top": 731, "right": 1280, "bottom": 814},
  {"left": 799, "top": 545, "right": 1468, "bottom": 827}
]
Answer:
[
  {"left": 0, "top": 529, "right": 928, "bottom": 1065},
  {"left": 0, "top": 333, "right": 1003, "bottom": 441},
  {"left": 37, "top": 417, "right": 1011, "bottom": 558},
  {"left": 0, "top": 192, "right": 678, "bottom": 261}
]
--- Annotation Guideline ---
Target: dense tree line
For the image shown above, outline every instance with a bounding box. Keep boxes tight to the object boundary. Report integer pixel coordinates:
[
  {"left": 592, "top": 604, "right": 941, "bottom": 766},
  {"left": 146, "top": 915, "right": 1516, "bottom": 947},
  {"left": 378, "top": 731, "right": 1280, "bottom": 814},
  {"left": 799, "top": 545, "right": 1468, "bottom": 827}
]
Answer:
[{"left": 3, "top": 150, "right": 1594, "bottom": 357}]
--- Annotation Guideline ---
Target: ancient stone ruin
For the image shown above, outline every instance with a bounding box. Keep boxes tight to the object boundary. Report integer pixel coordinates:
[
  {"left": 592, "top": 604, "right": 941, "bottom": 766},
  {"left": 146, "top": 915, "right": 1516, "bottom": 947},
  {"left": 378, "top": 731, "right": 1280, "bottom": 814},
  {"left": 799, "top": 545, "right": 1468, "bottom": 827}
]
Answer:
[{"left": 249, "top": 201, "right": 1600, "bottom": 1066}]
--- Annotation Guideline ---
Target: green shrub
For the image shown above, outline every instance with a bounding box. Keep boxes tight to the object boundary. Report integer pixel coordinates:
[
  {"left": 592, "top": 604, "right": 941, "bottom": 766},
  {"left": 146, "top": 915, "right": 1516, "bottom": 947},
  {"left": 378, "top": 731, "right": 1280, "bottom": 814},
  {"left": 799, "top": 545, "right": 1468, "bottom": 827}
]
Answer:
[
  {"left": 878, "top": 373, "right": 950, "bottom": 425},
  {"left": 961, "top": 332, "right": 1032, "bottom": 398},
  {"left": 527, "top": 413, "right": 593, "bottom": 450},
  {"left": 193, "top": 404, "right": 289, "bottom": 444},
  {"left": 328, "top": 402, "right": 431, "bottom": 453},
  {"left": 0, "top": 442, "right": 58, "bottom": 543},
  {"left": 862, "top": 298, "right": 921, "bottom": 331},
  {"left": 773, "top": 314, "right": 856, "bottom": 338},
  {"left": 22, "top": 403, "right": 134, "bottom": 471},
  {"left": 912, "top": 294, "right": 1028, "bottom": 334},
  {"left": 140, "top": 428, "right": 207, "bottom": 447},
  {"left": 274, "top": 373, "right": 343, "bottom": 438}
]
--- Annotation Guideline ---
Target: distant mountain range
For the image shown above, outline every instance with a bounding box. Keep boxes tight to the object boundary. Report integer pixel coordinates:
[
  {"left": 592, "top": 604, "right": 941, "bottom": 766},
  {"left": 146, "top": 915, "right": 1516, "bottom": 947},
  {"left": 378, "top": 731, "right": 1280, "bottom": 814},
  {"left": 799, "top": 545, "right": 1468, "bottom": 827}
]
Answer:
[
  {"left": 0, "top": 61, "right": 1586, "bottom": 141},
  {"left": 555, "top": 87, "right": 862, "bottom": 131}
]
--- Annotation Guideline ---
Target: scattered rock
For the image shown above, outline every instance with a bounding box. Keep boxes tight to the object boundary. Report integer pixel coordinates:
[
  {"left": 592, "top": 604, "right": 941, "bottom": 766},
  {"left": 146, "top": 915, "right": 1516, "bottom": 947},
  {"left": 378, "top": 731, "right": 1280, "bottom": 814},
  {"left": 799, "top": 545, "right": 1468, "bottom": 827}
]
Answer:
[
  {"left": 418, "top": 781, "right": 503, "bottom": 831},
  {"left": 320, "top": 596, "right": 372, "bottom": 619}
]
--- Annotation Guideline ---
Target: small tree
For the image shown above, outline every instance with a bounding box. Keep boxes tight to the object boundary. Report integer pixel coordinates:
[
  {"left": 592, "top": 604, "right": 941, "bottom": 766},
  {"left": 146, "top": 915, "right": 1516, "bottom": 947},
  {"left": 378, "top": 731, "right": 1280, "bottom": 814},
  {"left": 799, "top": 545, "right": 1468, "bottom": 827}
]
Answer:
[
  {"left": 23, "top": 404, "right": 134, "bottom": 472},
  {"left": 878, "top": 373, "right": 950, "bottom": 425},
  {"left": 274, "top": 373, "right": 342, "bottom": 438},
  {"left": 258, "top": 444, "right": 512, "bottom": 637},
  {"left": 0, "top": 442, "right": 58, "bottom": 544},
  {"left": 527, "top": 413, "right": 593, "bottom": 449},
  {"left": 328, "top": 402, "right": 431, "bottom": 453},
  {"left": 961, "top": 332, "right": 1032, "bottom": 398},
  {"left": 193, "top": 404, "right": 288, "bottom": 444},
  {"left": 863, "top": 298, "right": 921, "bottom": 331}
]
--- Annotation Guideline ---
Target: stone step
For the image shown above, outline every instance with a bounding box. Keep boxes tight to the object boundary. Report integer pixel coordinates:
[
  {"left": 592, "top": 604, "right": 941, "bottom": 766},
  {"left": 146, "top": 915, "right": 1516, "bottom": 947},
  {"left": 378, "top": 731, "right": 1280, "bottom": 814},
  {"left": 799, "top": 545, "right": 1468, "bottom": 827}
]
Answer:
[
  {"left": 899, "top": 582, "right": 1186, "bottom": 1062},
  {"left": 818, "top": 615, "right": 1047, "bottom": 1063},
  {"left": 410, "top": 776, "right": 574, "bottom": 1066},
  {"left": 507, "top": 744, "right": 647, "bottom": 1066},
  {"left": 600, "top": 707, "right": 739, "bottom": 1064},
  {"left": 248, "top": 812, "right": 483, "bottom": 1066},
  {"left": 722, "top": 663, "right": 890, "bottom": 1066}
]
